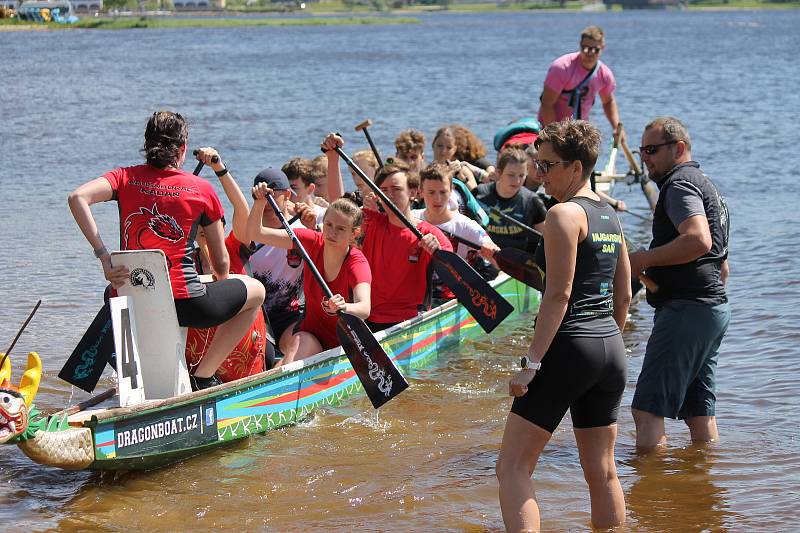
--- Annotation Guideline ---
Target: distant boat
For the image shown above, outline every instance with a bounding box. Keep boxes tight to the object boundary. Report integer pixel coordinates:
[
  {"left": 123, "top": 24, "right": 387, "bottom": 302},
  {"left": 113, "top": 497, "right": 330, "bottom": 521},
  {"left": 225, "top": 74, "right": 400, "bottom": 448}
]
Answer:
[{"left": 16, "top": 0, "right": 78, "bottom": 23}]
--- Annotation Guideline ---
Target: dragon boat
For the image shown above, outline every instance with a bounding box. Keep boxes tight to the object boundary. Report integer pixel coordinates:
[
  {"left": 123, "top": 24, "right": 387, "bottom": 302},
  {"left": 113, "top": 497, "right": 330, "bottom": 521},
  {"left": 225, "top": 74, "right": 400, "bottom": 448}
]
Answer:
[{"left": 0, "top": 272, "right": 539, "bottom": 472}]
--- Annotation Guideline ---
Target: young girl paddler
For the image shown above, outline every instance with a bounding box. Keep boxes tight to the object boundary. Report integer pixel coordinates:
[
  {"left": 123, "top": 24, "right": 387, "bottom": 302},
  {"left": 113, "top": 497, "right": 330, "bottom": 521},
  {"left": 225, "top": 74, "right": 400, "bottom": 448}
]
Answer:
[{"left": 248, "top": 184, "right": 372, "bottom": 366}]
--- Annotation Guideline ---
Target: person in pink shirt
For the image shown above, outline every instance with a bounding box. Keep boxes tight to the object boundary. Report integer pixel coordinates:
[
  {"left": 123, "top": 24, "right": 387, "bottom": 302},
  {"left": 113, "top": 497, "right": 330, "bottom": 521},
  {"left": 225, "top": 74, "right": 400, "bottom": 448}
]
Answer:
[{"left": 538, "top": 26, "right": 625, "bottom": 144}]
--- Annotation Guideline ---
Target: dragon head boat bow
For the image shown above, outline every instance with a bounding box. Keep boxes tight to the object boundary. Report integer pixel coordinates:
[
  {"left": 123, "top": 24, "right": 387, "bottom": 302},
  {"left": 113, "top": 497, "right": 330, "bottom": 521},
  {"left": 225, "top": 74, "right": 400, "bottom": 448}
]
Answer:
[{"left": 0, "top": 352, "right": 42, "bottom": 444}]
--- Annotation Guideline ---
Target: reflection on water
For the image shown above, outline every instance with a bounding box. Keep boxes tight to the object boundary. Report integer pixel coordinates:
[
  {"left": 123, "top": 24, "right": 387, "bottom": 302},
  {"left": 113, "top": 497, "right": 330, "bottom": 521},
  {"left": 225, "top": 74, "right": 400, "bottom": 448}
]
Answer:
[
  {"left": 625, "top": 446, "right": 731, "bottom": 532},
  {"left": 2, "top": 8, "right": 800, "bottom": 532}
]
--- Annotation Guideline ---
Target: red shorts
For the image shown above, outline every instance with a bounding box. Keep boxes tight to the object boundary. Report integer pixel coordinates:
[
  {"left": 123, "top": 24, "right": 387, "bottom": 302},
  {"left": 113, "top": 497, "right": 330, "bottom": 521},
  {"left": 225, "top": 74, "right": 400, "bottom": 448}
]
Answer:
[{"left": 185, "top": 311, "right": 267, "bottom": 382}]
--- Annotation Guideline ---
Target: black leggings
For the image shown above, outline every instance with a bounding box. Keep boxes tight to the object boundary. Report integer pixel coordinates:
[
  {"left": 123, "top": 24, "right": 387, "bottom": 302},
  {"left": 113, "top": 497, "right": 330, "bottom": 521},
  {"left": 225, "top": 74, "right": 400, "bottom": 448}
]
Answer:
[
  {"left": 174, "top": 279, "right": 247, "bottom": 329},
  {"left": 511, "top": 333, "right": 626, "bottom": 433}
]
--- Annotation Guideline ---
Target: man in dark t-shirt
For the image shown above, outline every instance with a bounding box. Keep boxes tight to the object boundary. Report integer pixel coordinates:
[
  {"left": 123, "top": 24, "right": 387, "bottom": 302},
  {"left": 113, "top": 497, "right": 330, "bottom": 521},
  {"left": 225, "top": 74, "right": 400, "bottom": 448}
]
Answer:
[{"left": 628, "top": 117, "right": 730, "bottom": 451}]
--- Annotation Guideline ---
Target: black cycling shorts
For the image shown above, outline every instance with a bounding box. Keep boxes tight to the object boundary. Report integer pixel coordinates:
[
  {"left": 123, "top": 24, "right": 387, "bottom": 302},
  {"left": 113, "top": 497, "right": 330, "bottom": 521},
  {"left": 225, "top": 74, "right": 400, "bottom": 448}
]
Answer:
[
  {"left": 511, "top": 333, "right": 626, "bottom": 433},
  {"left": 174, "top": 279, "right": 247, "bottom": 329}
]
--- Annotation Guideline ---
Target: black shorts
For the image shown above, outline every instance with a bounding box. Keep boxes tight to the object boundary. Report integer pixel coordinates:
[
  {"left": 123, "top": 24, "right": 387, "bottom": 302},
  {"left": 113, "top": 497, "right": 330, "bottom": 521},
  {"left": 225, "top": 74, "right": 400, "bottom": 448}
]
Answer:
[
  {"left": 265, "top": 308, "right": 302, "bottom": 345},
  {"left": 511, "top": 333, "right": 626, "bottom": 433},
  {"left": 174, "top": 279, "right": 247, "bottom": 329}
]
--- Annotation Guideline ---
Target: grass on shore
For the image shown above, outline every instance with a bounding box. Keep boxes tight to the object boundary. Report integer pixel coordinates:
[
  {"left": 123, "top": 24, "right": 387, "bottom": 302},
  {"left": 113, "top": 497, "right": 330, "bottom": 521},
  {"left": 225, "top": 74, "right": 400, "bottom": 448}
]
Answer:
[
  {"left": 0, "top": 15, "right": 418, "bottom": 29},
  {"left": 687, "top": 0, "right": 800, "bottom": 8},
  {"left": 302, "top": 0, "right": 800, "bottom": 11}
]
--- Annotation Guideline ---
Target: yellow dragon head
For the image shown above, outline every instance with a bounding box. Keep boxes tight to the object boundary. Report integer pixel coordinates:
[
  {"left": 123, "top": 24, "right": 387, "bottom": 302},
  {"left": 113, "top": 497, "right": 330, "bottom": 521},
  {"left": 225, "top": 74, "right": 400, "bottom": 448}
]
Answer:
[{"left": 0, "top": 352, "right": 41, "bottom": 444}]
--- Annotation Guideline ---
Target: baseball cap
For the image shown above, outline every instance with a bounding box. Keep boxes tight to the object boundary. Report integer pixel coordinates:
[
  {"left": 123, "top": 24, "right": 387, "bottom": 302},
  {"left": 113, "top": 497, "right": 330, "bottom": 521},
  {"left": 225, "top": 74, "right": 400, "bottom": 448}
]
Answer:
[{"left": 253, "top": 168, "right": 295, "bottom": 195}]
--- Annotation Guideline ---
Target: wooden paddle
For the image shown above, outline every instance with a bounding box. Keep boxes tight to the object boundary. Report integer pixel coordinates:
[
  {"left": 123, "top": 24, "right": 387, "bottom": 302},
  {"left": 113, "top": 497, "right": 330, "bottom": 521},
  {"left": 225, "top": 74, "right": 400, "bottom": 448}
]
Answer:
[
  {"left": 620, "top": 139, "right": 658, "bottom": 210},
  {"left": 355, "top": 119, "right": 384, "bottom": 169},
  {"left": 0, "top": 300, "right": 42, "bottom": 372},
  {"left": 626, "top": 240, "right": 659, "bottom": 295},
  {"left": 264, "top": 194, "right": 409, "bottom": 409},
  {"left": 440, "top": 230, "right": 544, "bottom": 291},
  {"left": 334, "top": 147, "right": 514, "bottom": 334}
]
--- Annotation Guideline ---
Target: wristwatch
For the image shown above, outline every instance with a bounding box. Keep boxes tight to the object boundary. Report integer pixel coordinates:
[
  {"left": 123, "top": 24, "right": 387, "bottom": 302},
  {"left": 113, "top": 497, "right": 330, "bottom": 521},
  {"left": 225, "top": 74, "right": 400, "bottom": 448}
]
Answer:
[{"left": 520, "top": 356, "right": 541, "bottom": 371}]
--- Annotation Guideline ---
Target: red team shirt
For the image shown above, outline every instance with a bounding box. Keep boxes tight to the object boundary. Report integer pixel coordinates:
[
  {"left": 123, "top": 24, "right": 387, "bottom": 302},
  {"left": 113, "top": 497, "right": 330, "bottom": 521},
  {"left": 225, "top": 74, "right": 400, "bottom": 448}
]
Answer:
[
  {"left": 294, "top": 228, "right": 372, "bottom": 350},
  {"left": 103, "top": 164, "right": 224, "bottom": 299},
  {"left": 360, "top": 209, "right": 452, "bottom": 324},
  {"left": 223, "top": 231, "right": 254, "bottom": 276}
]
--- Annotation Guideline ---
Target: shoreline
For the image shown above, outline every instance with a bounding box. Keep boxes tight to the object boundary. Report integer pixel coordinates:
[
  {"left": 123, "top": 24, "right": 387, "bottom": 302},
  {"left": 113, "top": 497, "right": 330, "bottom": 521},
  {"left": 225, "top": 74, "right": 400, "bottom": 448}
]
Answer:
[
  {"left": 1, "top": 1, "right": 798, "bottom": 31},
  {"left": 0, "top": 14, "right": 419, "bottom": 30}
]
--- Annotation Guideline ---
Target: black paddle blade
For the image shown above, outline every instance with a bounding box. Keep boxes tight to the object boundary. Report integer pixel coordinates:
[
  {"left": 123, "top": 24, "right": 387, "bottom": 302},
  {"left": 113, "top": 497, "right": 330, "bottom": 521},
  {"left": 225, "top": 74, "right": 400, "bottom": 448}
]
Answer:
[
  {"left": 494, "top": 248, "right": 544, "bottom": 292},
  {"left": 59, "top": 303, "right": 116, "bottom": 392},
  {"left": 336, "top": 312, "right": 409, "bottom": 409},
  {"left": 432, "top": 249, "right": 514, "bottom": 333}
]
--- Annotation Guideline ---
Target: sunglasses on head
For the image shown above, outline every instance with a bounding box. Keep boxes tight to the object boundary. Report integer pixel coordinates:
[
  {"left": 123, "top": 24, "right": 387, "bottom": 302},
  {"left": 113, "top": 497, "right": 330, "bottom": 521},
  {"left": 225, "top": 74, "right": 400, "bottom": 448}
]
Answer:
[
  {"left": 581, "top": 45, "right": 602, "bottom": 54},
  {"left": 534, "top": 159, "right": 572, "bottom": 175},
  {"left": 639, "top": 140, "right": 678, "bottom": 155}
]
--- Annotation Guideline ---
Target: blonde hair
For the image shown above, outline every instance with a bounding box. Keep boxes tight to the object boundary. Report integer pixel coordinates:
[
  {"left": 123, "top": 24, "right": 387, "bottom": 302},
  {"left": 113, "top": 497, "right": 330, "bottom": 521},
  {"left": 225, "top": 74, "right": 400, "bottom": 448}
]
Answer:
[
  {"left": 325, "top": 197, "right": 363, "bottom": 228},
  {"left": 353, "top": 149, "right": 379, "bottom": 171}
]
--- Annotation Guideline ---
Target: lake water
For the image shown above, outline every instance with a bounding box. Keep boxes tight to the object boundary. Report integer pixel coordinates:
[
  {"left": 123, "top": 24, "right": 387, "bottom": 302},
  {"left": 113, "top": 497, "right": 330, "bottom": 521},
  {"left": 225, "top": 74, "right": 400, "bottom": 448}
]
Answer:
[{"left": 1, "top": 9, "right": 799, "bottom": 531}]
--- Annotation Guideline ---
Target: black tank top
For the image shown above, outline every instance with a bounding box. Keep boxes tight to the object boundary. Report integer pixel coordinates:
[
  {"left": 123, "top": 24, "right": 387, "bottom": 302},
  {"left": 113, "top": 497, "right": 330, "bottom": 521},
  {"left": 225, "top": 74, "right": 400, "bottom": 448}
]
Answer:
[{"left": 535, "top": 196, "right": 623, "bottom": 337}]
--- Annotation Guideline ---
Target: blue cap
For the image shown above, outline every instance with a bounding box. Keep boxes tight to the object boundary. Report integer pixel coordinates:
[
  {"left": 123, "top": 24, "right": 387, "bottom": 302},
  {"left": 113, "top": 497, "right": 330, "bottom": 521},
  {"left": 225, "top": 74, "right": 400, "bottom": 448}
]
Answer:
[{"left": 253, "top": 167, "right": 294, "bottom": 195}]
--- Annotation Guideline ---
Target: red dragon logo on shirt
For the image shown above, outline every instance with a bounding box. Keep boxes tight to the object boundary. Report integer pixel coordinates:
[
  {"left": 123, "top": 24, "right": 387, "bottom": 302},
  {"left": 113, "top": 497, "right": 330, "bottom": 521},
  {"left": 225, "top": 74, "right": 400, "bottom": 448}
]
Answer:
[{"left": 123, "top": 204, "right": 185, "bottom": 250}]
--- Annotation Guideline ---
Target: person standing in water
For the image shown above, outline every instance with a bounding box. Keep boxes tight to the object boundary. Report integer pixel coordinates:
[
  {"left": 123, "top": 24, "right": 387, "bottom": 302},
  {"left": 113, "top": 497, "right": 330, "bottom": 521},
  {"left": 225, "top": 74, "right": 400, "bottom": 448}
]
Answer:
[
  {"left": 628, "top": 117, "right": 730, "bottom": 451},
  {"left": 496, "top": 119, "right": 631, "bottom": 531}
]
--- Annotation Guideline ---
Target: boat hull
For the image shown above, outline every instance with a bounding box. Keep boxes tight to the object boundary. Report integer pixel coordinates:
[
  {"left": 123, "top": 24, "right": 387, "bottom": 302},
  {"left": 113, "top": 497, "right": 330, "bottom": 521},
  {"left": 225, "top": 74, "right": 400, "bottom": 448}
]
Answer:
[{"left": 65, "top": 275, "right": 537, "bottom": 471}]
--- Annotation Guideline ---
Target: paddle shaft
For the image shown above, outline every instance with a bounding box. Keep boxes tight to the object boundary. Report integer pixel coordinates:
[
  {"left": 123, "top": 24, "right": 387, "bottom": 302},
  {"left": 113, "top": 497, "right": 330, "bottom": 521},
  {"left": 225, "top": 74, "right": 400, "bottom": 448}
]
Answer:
[
  {"left": 441, "top": 229, "right": 481, "bottom": 251},
  {"left": 354, "top": 120, "right": 384, "bottom": 169},
  {"left": 621, "top": 208, "right": 651, "bottom": 221},
  {"left": 60, "top": 387, "right": 116, "bottom": 416},
  {"left": 265, "top": 195, "right": 334, "bottom": 300},
  {"left": 620, "top": 139, "right": 659, "bottom": 210},
  {"left": 191, "top": 150, "right": 220, "bottom": 176},
  {"left": 602, "top": 122, "right": 622, "bottom": 176},
  {"left": 334, "top": 147, "right": 425, "bottom": 240},
  {"left": 620, "top": 139, "right": 643, "bottom": 176},
  {"left": 0, "top": 299, "right": 42, "bottom": 371},
  {"left": 489, "top": 207, "right": 542, "bottom": 238}
]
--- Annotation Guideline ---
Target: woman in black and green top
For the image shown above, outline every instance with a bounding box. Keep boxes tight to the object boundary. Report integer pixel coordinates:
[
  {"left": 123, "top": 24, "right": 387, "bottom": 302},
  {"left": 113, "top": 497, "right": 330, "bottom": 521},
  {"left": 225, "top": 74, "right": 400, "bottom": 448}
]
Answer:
[{"left": 496, "top": 119, "right": 632, "bottom": 532}]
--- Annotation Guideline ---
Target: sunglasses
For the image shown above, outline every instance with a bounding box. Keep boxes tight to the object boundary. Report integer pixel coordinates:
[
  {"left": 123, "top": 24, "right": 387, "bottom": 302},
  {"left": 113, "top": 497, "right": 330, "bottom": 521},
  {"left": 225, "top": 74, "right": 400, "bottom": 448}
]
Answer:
[
  {"left": 581, "top": 45, "right": 602, "bottom": 54},
  {"left": 534, "top": 159, "right": 572, "bottom": 175},
  {"left": 639, "top": 140, "right": 678, "bottom": 155}
]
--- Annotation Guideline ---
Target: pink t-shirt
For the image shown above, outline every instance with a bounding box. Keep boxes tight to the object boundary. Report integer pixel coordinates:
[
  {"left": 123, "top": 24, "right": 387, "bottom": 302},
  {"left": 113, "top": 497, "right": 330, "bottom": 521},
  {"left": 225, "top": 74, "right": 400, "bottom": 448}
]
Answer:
[{"left": 537, "top": 52, "right": 616, "bottom": 123}]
